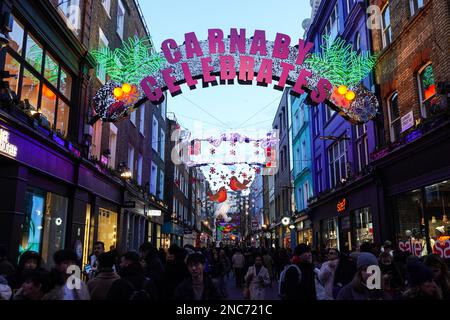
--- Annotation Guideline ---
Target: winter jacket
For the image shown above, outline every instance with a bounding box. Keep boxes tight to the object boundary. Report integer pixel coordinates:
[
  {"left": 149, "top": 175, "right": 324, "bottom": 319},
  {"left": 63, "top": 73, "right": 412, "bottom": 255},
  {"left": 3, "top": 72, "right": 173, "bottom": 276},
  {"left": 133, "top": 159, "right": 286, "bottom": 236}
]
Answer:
[
  {"left": 165, "top": 261, "right": 190, "bottom": 300},
  {"left": 336, "top": 276, "right": 387, "bottom": 300},
  {"left": 232, "top": 253, "right": 245, "bottom": 269},
  {"left": 319, "top": 260, "right": 338, "bottom": 300},
  {"left": 107, "top": 264, "right": 158, "bottom": 300},
  {"left": 244, "top": 266, "right": 271, "bottom": 300},
  {"left": 284, "top": 261, "right": 317, "bottom": 300},
  {"left": 0, "top": 275, "right": 12, "bottom": 300},
  {"left": 42, "top": 282, "right": 90, "bottom": 300},
  {"left": 87, "top": 270, "right": 120, "bottom": 300},
  {"left": 174, "top": 274, "right": 222, "bottom": 300}
]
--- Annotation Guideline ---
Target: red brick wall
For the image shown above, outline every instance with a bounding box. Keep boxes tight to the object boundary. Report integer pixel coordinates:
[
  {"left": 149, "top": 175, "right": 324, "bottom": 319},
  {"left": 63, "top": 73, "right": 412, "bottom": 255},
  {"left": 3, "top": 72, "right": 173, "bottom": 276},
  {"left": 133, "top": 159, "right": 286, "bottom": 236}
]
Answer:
[{"left": 370, "top": 0, "right": 450, "bottom": 144}]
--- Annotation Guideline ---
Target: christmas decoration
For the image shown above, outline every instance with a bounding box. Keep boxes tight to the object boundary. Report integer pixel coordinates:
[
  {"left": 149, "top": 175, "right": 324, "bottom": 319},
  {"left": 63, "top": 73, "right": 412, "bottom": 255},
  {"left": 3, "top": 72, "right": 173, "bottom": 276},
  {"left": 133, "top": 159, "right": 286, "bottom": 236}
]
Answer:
[
  {"left": 229, "top": 176, "right": 250, "bottom": 191},
  {"left": 208, "top": 186, "right": 227, "bottom": 203}
]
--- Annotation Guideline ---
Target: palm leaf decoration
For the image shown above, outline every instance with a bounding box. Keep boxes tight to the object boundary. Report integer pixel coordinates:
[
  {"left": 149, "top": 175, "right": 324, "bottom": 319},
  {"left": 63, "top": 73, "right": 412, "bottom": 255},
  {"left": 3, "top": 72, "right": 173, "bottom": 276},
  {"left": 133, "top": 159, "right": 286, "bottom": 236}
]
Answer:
[
  {"left": 305, "top": 35, "right": 377, "bottom": 87},
  {"left": 91, "top": 36, "right": 166, "bottom": 85}
]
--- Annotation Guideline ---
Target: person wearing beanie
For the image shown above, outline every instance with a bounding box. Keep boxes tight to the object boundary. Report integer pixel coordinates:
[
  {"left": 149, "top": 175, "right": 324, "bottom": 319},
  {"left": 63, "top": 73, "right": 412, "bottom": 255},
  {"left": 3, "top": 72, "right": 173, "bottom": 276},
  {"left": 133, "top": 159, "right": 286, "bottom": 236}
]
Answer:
[
  {"left": 42, "top": 249, "right": 90, "bottom": 300},
  {"left": 403, "top": 260, "right": 442, "bottom": 300},
  {"left": 282, "top": 244, "right": 317, "bottom": 300},
  {"left": 337, "top": 252, "right": 387, "bottom": 300}
]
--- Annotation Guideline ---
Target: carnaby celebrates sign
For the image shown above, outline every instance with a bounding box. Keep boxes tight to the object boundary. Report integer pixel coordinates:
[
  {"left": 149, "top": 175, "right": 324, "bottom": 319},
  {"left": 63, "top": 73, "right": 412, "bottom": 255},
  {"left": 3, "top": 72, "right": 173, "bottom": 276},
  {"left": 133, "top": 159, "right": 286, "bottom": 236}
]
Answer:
[{"left": 93, "top": 28, "right": 378, "bottom": 124}]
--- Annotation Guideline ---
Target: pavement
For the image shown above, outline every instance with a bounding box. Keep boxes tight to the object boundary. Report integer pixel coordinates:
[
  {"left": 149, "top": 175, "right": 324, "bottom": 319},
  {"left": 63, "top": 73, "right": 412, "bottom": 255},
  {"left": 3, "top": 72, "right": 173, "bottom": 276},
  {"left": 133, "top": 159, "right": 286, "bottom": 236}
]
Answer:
[{"left": 224, "top": 273, "right": 280, "bottom": 300}]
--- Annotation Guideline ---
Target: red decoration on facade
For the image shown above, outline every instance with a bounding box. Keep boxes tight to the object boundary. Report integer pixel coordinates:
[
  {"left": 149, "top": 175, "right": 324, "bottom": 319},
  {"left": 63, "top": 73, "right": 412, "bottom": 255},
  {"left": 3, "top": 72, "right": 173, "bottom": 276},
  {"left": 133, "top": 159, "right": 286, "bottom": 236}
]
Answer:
[{"left": 337, "top": 198, "right": 347, "bottom": 213}]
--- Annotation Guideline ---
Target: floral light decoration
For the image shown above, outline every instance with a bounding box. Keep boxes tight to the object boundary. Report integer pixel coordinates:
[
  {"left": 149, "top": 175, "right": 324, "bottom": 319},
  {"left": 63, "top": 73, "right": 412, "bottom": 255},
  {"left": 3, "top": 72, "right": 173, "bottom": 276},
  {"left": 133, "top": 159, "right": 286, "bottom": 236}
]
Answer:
[
  {"left": 305, "top": 35, "right": 377, "bottom": 117},
  {"left": 91, "top": 36, "right": 166, "bottom": 122}
]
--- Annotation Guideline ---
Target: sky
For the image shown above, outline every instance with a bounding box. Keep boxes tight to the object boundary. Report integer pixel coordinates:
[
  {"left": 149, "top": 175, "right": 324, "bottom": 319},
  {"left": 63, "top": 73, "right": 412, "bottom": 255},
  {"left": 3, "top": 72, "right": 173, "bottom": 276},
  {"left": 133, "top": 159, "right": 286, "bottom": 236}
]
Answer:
[{"left": 139, "top": 0, "right": 312, "bottom": 133}]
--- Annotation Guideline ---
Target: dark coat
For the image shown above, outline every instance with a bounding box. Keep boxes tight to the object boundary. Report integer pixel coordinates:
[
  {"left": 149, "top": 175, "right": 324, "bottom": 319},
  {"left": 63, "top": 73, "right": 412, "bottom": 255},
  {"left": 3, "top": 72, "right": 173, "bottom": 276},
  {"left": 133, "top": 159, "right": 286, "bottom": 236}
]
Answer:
[
  {"left": 107, "top": 264, "right": 158, "bottom": 300},
  {"left": 174, "top": 274, "right": 222, "bottom": 301},
  {"left": 87, "top": 271, "right": 120, "bottom": 300},
  {"left": 337, "top": 276, "right": 388, "bottom": 300},
  {"left": 284, "top": 261, "right": 317, "bottom": 300},
  {"left": 165, "top": 261, "right": 190, "bottom": 300}
]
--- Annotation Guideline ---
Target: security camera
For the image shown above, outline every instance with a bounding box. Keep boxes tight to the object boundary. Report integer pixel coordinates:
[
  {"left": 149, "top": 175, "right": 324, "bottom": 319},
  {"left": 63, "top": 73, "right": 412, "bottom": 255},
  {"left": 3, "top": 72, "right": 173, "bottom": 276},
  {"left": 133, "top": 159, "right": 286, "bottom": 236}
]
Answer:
[{"left": 0, "top": 32, "right": 9, "bottom": 48}]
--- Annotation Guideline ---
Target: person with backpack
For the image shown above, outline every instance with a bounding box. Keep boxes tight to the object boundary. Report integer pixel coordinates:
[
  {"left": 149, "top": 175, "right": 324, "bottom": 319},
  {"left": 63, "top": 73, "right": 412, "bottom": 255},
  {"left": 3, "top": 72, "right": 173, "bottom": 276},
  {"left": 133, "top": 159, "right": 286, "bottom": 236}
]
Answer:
[
  {"left": 280, "top": 244, "right": 317, "bottom": 300},
  {"left": 244, "top": 254, "right": 271, "bottom": 300},
  {"left": 107, "top": 251, "right": 157, "bottom": 300}
]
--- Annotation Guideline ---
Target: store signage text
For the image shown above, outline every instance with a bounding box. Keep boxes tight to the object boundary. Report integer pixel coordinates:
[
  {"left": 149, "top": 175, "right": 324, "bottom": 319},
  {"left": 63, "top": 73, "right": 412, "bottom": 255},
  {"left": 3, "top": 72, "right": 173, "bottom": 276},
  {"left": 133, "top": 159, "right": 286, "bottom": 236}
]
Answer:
[
  {"left": 0, "top": 128, "right": 17, "bottom": 158},
  {"left": 147, "top": 210, "right": 162, "bottom": 217},
  {"left": 337, "top": 198, "right": 347, "bottom": 213},
  {"left": 401, "top": 111, "right": 414, "bottom": 133},
  {"left": 398, "top": 240, "right": 422, "bottom": 257},
  {"left": 434, "top": 240, "right": 450, "bottom": 259}
]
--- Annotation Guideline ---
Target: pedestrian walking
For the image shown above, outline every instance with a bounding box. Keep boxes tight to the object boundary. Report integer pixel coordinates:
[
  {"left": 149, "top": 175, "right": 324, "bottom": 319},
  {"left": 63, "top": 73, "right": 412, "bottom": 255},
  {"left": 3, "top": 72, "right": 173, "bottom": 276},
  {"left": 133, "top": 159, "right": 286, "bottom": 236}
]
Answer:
[
  {"left": 244, "top": 254, "right": 271, "bottom": 300},
  {"left": 87, "top": 251, "right": 120, "bottom": 300},
  {"left": 318, "top": 248, "right": 340, "bottom": 300},
  {"left": 232, "top": 249, "right": 245, "bottom": 288},
  {"left": 403, "top": 259, "right": 442, "bottom": 300},
  {"left": 424, "top": 254, "right": 450, "bottom": 300}
]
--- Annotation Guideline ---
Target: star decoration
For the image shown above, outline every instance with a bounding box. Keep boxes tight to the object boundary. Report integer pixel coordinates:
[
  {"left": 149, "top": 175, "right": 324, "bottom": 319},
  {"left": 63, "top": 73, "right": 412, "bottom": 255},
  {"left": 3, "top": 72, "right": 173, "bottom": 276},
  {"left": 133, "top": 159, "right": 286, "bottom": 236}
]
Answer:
[
  {"left": 210, "top": 148, "right": 216, "bottom": 155},
  {"left": 209, "top": 167, "right": 216, "bottom": 174},
  {"left": 254, "top": 167, "right": 261, "bottom": 174},
  {"left": 220, "top": 175, "right": 226, "bottom": 180}
]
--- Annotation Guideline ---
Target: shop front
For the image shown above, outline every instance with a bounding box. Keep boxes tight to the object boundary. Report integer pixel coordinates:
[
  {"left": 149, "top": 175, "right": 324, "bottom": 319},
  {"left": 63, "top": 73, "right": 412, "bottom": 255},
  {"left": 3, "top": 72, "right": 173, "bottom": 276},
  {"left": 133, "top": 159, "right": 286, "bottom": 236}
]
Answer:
[
  {"left": 161, "top": 221, "right": 184, "bottom": 249},
  {"left": 295, "top": 217, "right": 313, "bottom": 246},
  {"left": 310, "top": 175, "right": 380, "bottom": 252}
]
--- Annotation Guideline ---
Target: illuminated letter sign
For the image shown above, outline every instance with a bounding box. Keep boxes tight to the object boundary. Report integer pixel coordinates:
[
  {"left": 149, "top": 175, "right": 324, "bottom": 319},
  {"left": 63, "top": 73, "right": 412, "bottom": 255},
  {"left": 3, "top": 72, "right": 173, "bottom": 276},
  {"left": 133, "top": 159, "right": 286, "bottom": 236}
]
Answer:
[
  {"left": 337, "top": 198, "right": 347, "bottom": 213},
  {"left": 92, "top": 29, "right": 378, "bottom": 124},
  {"left": 0, "top": 129, "right": 18, "bottom": 158}
]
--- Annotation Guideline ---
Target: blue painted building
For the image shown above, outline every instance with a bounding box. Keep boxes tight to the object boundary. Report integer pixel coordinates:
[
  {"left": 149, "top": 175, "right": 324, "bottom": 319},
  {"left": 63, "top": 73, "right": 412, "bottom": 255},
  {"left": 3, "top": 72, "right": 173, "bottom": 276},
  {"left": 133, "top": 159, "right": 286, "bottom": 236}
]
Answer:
[
  {"left": 304, "top": 0, "right": 383, "bottom": 252},
  {"left": 291, "top": 93, "right": 314, "bottom": 246}
]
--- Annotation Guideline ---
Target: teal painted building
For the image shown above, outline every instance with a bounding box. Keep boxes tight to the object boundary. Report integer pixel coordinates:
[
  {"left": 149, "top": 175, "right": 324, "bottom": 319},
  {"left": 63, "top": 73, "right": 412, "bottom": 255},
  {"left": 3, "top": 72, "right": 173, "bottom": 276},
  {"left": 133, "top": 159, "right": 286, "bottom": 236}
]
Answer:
[{"left": 291, "top": 93, "right": 314, "bottom": 246}]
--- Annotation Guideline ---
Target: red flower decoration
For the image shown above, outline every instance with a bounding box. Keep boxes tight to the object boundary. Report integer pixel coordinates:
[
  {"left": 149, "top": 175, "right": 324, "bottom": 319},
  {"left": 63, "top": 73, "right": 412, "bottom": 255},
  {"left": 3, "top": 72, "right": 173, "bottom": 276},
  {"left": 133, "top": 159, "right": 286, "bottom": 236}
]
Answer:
[
  {"left": 255, "top": 150, "right": 260, "bottom": 155},
  {"left": 210, "top": 167, "right": 216, "bottom": 174},
  {"left": 254, "top": 167, "right": 261, "bottom": 174},
  {"left": 210, "top": 148, "right": 216, "bottom": 155},
  {"left": 220, "top": 175, "right": 226, "bottom": 180},
  {"left": 230, "top": 150, "right": 236, "bottom": 156},
  {"left": 242, "top": 173, "right": 247, "bottom": 178}
]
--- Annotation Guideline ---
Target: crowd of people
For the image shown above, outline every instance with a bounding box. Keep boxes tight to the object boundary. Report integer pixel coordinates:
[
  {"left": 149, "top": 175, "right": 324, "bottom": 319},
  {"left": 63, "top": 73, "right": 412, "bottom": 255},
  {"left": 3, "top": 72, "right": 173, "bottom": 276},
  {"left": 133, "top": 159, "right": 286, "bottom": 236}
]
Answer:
[{"left": 0, "top": 240, "right": 449, "bottom": 300}]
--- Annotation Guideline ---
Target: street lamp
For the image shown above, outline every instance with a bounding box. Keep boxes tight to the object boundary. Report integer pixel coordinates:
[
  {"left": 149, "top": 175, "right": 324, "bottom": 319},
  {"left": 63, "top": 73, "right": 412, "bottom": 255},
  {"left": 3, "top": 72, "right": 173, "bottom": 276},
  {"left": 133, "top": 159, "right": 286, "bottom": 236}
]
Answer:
[{"left": 118, "top": 162, "right": 132, "bottom": 180}]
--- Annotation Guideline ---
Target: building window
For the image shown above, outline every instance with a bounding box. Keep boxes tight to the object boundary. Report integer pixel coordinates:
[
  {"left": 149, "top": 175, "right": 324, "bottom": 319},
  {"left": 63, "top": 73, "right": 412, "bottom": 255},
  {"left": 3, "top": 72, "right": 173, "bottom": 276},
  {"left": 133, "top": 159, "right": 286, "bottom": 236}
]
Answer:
[
  {"left": 303, "top": 181, "right": 310, "bottom": 208},
  {"left": 98, "top": 28, "right": 108, "bottom": 83},
  {"left": 152, "top": 116, "right": 159, "bottom": 152},
  {"left": 20, "top": 189, "right": 68, "bottom": 269},
  {"left": 315, "top": 156, "right": 322, "bottom": 193},
  {"left": 98, "top": 208, "right": 117, "bottom": 251},
  {"left": 322, "top": 217, "right": 339, "bottom": 250},
  {"left": 322, "top": 2, "right": 339, "bottom": 43},
  {"left": 139, "top": 106, "right": 145, "bottom": 134},
  {"left": 127, "top": 145, "right": 134, "bottom": 176},
  {"left": 55, "top": 0, "right": 81, "bottom": 35},
  {"left": 294, "top": 110, "right": 299, "bottom": 133},
  {"left": 295, "top": 147, "right": 300, "bottom": 174},
  {"left": 150, "top": 162, "right": 157, "bottom": 195},
  {"left": 313, "top": 108, "right": 320, "bottom": 136},
  {"left": 346, "top": 0, "right": 353, "bottom": 16},
  {"left": 108, "top": 123, "right": 118, "bottom": 168},
  {"left": 355, "top": 124, "right": 369, "bottom": 172},
  {"left": 410, "top": 0, "right": 424, "bottom": 16},
  {"left": 325, "top": 106, "right": 336, "bottom": 123},
  {"left": 130, "top": 110, "right": 136, "bottom": 126},
  {"left": 355, "top": 32, "right": 361, "bottom": 52},
  {"left": 300, "top": 104, "right": 305, "bottom": 129},
  {"left": 117, "top": 0, "right": 125, "bottom": 39},
  {"left": 160, "top": 101, "right": 167, "bottom": 120},
  {"left": 137, "top": 154, "right": 143, "bottom": 185},
  {"left": 6, "top": 16, "right": 73, "bottom": 137},
  {"left": 328, "top": 138, "right": 348, "bottom": 188},
  {"left": 417, "top": 64, "right": 437, "bottom": 118},
  {"left": 160, "top": 129, "right": 165, "bottom": 160},
  {"left": 381, "top": 3, "right": 392, "bottom": 49},
  {"left": 353, "top": 207, "right": 374, "bottom": 249},
  {"left": 387, "top": 92, "right": 401, "bottom": 142},
  {"left": 102, "top": 0, "right": 111, "bottom": 16},
  {"left": 301, "top": 140, "right": 307, "bottom": 171},
  {"left": 159, "top": 170, "right": 165, "bottom": 200}
]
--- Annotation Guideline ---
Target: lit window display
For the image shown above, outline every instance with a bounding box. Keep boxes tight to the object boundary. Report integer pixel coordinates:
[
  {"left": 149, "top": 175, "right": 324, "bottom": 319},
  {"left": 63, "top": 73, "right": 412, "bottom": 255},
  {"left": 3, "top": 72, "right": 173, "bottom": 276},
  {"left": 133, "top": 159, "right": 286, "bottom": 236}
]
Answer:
[
  {"left": 425, "top": 181, "right": 450, "bottom": 252},
  {"left": 19, "top": 189, "right": 68, "bottom": 268},
  {"left": 353, "top": 207, "right": 374, "bottom": 249},
  {"left": 322, "top": 217, "right": 339, "bottom": 250},
  {"left": 98, "top": 208, "right": 118, "bottom": 251}
]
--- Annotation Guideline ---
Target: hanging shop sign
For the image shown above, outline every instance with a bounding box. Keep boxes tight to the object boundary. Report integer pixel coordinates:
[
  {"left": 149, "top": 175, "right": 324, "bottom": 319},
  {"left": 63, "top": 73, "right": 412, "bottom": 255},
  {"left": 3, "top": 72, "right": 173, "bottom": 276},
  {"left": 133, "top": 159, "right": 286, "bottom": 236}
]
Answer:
[
  {"left": 92, "top": 30, "right": 378, "bottom": 124},
  {"left": 0, "top": 128, "right": 18, "bottom": 158},
  {"left": 401, "top": 111, "right": 414, "bottom": 133},
  {"left": 123, "top": 201, "right": 136, "bottom": 208},
  {"left": 147, "top": 210, "right": 162, "bottom": 217},
  {"left": 337, "top": 198, "right": 347, "bottom": 213}
]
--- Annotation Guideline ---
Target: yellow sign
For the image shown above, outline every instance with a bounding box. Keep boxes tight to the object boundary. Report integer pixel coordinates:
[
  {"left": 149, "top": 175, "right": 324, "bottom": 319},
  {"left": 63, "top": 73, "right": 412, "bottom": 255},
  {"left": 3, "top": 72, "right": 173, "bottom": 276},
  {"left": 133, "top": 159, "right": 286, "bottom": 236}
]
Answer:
[{"left": 0, "top": 129, "right": 17, "bottom": 157}]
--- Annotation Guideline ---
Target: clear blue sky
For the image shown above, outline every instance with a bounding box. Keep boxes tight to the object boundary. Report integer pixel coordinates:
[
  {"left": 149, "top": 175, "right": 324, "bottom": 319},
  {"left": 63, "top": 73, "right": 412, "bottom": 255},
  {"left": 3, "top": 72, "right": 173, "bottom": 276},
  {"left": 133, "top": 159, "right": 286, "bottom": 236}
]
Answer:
[{"left": 139, "top": 0, "right": 311, "bottom": 132}]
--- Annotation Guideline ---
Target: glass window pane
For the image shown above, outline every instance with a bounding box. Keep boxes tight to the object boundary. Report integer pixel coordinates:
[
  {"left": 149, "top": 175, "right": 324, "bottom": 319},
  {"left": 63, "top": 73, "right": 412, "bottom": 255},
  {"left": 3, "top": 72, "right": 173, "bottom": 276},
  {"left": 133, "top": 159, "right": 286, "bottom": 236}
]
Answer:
[
  {"left": 40, "top": 84, "right": 56, "bottom": 127},
  {"left": 98, "top": 208, "right": 118, "bottom": 250},
  {"left": 19, "top": 190, "right": 45, "bottom": 255},
  {"left": 44, "top": 53, "right": 59, "bottom": 87},
  {"left": 56, "top": 99, "right": 70, "bottom": 137},
  {"left": 59, "top": 68, "right": 72, "bottom": 100},
  {"left": 25, "top": 35, "right": 43, "bottom": 73},
  {"left": 9, "top": 16, "right": 24, "bottom": 55},
  {"left": 40, "top": 193, "right": 68, "bottom": 269},
  {"left": 425, "top": 181, "right": 450, "bottom": 245},
  {"left": 21, "top": 69, "right": 40, "bottom": 110},
  {"left": 4, "top": 53, "right": 20, "bottom": 94},
  {"left": 420, "top": 65, "right": 435, "bottom": 101}
]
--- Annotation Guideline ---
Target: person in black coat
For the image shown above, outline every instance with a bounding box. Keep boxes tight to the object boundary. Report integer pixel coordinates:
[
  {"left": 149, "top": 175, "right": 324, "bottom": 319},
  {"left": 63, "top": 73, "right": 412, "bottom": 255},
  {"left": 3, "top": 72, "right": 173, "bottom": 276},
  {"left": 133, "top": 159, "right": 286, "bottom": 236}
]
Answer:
[
  {"left": 284, "top": 244, "right": 317, "bottom": 300},
  {"left": 107, "top": 252, "right": 158, "bottom": 300},
  {"left": 174, "top": 253, "right": 221, "bottom": 300},
  {"left": 165, "top": 245, "right": 190, "bottom": 300},
  {"left": 332, "top": 252, "right": 357, "bottom": 298},
  {"left": 139, "top": 242, "right": 165, "bottom": 299}
]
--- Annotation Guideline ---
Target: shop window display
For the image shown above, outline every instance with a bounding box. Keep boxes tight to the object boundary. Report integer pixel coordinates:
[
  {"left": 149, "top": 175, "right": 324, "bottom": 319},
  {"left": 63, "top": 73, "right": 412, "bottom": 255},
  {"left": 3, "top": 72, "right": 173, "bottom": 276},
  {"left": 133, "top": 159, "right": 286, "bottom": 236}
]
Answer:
[
  {"left": 425, "top": 181, "right": 450, "bottom": 252},
  {"left": 353, "top": 207, "right": 374, "bottom": 249},
  {"left": 98, "top": 208, "right": 118, "bottom": 251},
  {"left": 322, "top": 217, "right": 339, "bottom": 250},
  {"left": 19, "top": 189, "right": 68, "bottom": 268}
]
